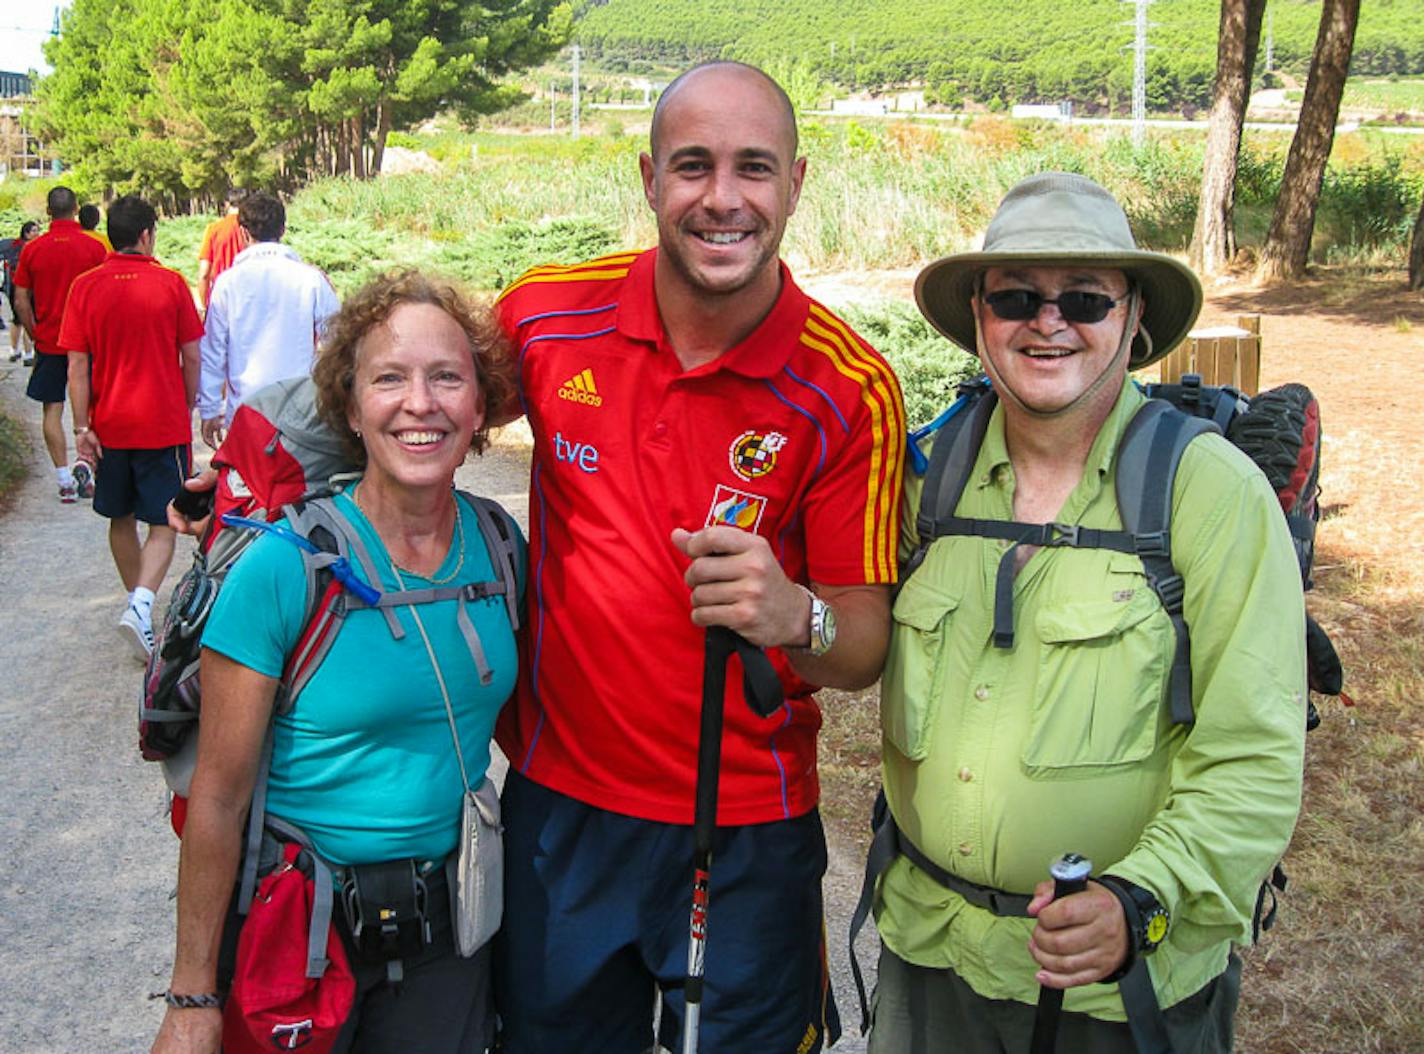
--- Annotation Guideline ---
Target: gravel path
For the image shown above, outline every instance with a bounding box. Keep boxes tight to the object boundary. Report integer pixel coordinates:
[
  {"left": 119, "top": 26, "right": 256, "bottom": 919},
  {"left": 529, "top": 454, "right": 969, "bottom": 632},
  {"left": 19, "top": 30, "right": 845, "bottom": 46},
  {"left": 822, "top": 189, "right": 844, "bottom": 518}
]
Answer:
[{"left": 0, "top": 367, "right": 875, "bottom": 1052}]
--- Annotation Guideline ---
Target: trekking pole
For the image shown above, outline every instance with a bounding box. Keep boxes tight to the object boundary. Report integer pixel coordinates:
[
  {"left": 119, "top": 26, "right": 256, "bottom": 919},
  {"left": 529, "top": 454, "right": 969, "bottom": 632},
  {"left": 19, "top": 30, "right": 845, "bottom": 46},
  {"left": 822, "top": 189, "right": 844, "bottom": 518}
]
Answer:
[
  {"left": 682, "top": 625, "right": 782, "bottom": 1054},
  {"left": 1029, "top": 852, "right": 1093, "bottom": 1054}
]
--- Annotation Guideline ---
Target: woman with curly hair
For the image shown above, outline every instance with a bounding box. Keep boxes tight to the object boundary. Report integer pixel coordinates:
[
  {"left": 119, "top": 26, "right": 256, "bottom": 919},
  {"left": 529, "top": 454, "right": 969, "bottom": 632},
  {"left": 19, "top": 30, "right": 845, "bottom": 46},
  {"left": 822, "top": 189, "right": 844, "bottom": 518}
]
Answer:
[{"left": 152, "top": 271, "right": 523, "bottom": 1054}]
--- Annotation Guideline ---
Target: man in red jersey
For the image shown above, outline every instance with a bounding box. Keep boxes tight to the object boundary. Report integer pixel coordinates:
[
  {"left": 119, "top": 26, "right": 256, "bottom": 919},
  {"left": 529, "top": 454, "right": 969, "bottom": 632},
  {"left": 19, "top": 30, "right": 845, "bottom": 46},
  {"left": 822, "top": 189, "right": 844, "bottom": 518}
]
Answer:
[
  {"left": 494, "top": 62, "right": 904, "bottom": 1054},
  {"left": 196, "top": 188, "right": 246, "bottom": 310},
  {"left": 61, "top": 196, "right": 202, "bottom": 659},
  {"left": 13, "top": 186, "right": 107, "bottom": 502}
]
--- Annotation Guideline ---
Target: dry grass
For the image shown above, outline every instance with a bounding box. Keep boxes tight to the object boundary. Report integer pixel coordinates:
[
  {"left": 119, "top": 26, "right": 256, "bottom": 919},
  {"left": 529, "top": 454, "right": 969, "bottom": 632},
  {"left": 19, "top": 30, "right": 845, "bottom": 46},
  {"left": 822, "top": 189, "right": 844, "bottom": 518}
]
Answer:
[{"left": 818, "top": 274, "right": 1424, "bottom": 1053}]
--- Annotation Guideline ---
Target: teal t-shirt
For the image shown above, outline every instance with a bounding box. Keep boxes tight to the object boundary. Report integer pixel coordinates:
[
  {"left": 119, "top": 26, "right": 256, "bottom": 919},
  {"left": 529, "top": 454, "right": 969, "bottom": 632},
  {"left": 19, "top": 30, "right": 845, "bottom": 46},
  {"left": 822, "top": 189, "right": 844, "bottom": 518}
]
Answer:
[{"left": 203, "top": 488, "right": 525, "bottom": 866}]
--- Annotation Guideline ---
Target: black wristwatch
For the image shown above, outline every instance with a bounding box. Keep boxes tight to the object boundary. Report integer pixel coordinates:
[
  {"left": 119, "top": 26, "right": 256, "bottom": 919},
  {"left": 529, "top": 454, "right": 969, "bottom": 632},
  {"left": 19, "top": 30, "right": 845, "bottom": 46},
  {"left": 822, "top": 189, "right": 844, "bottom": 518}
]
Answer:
[{"left": 1099, "top": 874, "right": 1170, "bottom": 957}]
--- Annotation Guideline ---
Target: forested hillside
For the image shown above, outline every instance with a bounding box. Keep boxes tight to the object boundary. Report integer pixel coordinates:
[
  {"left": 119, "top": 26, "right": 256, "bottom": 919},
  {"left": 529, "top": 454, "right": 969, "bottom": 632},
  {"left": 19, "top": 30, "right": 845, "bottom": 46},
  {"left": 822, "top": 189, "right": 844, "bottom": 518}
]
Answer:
[{"left": 575, "top": 0, "right": 1424, "bottom": 113}]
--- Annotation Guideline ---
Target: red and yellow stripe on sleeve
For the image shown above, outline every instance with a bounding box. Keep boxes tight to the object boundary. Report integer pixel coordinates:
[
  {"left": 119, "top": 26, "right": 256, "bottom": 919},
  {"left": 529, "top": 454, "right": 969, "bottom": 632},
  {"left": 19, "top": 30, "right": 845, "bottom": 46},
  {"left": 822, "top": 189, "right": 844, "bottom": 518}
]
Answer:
[
  {"left": 496, "top": 251, "right": 641, "bottom": 302},
  {"left": 801, "top": 303, "right": 906, "bottom": 583}
]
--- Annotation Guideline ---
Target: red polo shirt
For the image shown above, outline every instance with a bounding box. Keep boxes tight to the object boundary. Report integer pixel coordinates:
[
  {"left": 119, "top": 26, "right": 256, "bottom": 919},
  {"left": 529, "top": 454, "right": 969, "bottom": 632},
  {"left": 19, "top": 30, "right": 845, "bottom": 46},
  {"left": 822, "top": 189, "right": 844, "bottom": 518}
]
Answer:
[
  {"left": 13, "top": 218, "right": 108, "bottom": 355},
  {"left": 495, "top": 249, "right": 905, "bottom": 825},
  {"left": 58, "top": 253, "right": 203, "bottom": 449},
  {"left": 198, "top": 214, "right": 244, "bottom": 301}
]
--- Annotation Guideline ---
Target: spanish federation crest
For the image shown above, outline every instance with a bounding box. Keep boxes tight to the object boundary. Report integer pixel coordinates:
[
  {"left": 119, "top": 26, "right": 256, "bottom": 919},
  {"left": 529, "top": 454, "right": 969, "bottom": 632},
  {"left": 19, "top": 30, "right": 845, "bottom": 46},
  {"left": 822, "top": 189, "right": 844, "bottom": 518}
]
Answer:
[{"left": 728, "top": 431, "right": 788, "bottom": 482}]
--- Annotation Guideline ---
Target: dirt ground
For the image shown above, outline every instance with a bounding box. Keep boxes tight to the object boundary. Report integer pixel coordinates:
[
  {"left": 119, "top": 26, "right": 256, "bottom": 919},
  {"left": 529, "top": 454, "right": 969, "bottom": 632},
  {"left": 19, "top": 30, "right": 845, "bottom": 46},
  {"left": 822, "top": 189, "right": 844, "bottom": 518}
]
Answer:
[{"left": 1, "top": 267, "right": 1419, "bottom": 1052}]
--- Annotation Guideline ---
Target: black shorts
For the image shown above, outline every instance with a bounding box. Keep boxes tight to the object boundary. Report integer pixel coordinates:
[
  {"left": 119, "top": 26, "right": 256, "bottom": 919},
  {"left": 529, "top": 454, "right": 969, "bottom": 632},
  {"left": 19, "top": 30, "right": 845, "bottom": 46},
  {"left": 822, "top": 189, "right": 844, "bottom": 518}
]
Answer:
[
  {"left": 94, "top": 444, "right": 191, "bottom": 525},
  {"left": 25, "top": 352, "right": 68, "bottom": 404}
]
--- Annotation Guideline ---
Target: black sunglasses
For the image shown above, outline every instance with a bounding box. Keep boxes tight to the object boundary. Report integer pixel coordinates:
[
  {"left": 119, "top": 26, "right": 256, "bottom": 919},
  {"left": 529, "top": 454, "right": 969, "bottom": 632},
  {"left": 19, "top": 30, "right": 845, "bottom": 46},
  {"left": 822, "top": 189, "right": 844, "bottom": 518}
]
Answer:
[{"left": 982, "top": 288, "right": 1126, "bottom": 324}]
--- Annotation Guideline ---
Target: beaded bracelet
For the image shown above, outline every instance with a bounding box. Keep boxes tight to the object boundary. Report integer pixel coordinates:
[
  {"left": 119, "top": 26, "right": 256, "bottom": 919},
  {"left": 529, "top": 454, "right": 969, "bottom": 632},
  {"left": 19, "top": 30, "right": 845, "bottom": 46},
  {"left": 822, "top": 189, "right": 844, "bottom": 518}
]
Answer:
[{"left": 150, "top": 990, "right": 223, "bottom": 1010}]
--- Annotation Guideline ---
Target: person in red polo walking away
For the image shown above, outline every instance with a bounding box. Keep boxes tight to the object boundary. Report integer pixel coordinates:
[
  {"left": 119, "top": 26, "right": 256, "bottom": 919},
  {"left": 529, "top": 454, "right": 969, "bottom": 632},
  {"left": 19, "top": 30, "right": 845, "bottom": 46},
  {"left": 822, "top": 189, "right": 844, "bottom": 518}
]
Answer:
[
  {"left": 196, "top": 188, "right": 246, "bottom": 311},
  {"left": 12, "top": 186, "right": 107, "bottom": 503},
  {"left": 60, "top": 195, "right": 203, "bottom": 659}
]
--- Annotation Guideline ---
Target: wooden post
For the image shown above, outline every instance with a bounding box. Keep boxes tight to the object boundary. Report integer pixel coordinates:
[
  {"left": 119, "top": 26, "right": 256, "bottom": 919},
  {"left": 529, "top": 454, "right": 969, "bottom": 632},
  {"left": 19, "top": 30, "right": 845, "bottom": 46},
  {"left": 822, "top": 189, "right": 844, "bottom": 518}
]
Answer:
[
  {"left": 1160, "top": 314, "right": 1262, "bottom": 394},
  {"left": 1235, "top": 314, "right": 1261, "bottom": 394}
]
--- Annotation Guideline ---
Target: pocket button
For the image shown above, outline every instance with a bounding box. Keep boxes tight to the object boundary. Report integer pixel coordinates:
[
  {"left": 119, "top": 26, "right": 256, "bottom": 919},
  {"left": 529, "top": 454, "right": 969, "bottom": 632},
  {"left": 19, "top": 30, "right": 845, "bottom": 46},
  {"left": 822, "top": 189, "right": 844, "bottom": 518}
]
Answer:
[
  {"left": 974, "top": 685, "right": 990, "bottom": 701},
  {"left": 957, "top": 767, "right": 973, "bottom": 783}
]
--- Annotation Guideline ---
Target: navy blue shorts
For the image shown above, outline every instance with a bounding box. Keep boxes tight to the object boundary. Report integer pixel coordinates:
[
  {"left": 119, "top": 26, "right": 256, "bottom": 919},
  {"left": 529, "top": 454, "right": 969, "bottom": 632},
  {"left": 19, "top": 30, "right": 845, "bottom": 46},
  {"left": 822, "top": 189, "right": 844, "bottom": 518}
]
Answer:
[
  {"left": 94, "top": 444, "right": 191, "bottom": 525},
  {"left": 496, "top": 769, "right": 841, "bottom": 1054},
  {"left": 25, "top": 351, "right": 68, "bottom": 403}
]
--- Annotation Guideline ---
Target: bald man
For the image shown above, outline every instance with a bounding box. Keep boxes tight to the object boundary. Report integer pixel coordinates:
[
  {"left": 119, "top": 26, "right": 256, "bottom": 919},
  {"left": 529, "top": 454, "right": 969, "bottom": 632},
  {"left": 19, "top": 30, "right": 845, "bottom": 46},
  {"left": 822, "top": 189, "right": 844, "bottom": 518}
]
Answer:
[{"left": 492, "top": 62, "right": 905, "bottom": 1052}]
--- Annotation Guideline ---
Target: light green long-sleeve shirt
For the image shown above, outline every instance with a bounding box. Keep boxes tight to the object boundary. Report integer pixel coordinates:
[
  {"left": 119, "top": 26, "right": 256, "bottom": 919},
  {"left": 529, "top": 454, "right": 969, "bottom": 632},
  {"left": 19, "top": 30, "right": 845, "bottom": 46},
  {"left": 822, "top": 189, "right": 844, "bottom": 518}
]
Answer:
[{"left": 877, "top": 379, "right": 1306, "bottom": 1019}]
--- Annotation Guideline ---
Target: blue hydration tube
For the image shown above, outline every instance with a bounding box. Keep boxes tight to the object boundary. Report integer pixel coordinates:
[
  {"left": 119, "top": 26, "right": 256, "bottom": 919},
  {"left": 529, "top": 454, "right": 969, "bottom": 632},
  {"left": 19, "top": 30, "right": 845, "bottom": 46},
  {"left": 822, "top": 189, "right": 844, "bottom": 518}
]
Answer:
[{"left": 221, "top": 514, "right": 383, "bottom": 607}]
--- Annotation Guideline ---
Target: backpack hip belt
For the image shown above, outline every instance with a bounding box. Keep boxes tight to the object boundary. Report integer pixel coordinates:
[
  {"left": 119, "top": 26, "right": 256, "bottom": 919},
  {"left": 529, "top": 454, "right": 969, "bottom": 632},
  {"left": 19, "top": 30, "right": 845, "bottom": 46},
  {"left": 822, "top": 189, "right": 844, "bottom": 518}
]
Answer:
[{"left": 848, "top": 790, "right": 1172, "bottom": 1054}]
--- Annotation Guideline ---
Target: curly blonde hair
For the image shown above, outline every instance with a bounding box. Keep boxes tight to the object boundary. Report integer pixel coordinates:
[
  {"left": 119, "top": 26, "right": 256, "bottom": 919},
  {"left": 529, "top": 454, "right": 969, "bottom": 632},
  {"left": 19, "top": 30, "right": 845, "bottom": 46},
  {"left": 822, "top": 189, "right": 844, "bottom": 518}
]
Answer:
[{"left": 312, "top": 270, "right": 516, "bottom": 464}]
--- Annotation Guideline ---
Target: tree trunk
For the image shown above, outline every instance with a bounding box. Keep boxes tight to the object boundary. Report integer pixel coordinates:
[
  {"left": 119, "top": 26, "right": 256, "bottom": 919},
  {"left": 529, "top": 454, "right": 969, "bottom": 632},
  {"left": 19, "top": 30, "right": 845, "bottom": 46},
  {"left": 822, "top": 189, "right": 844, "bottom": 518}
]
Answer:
[
  {"left": 1409, "top": 193, "right": 1424, "bottom": 291},
  {"left": 351, "top": 115, "right": 366, "bottom": 180},
  {"left": 1257, "top": 0, "right": 1360, "bottom": 281},
  {"left": 1190, "top": 0, "right": 1266, "bottom": 275},
  {"left": 370, "top": 101, "right": 391, "bottom": 179}
]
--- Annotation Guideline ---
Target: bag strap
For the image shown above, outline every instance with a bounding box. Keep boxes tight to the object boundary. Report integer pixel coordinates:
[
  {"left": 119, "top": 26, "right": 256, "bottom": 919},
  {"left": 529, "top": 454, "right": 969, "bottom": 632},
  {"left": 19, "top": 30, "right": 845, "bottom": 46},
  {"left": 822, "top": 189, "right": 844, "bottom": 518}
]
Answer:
[{"left": 390, "top": 561, "right": 473, "bottom": 794}]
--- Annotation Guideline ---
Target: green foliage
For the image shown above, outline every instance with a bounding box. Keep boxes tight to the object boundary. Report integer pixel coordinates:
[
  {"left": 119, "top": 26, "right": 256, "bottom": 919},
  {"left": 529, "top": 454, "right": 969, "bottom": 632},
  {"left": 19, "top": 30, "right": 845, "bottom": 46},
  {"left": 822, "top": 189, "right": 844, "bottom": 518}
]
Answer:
[
  {"left": 0, "top": 410, "right": 31, "bottom": 510},
  {"left": 1340, "top": 78, "right": 1424, "bottom": 114},
  {"left": 34, "top": 0, "right": 574, "bottom": 203},
  {"left": 574, "top": 0, "right": 1424, "bottom": 113},
  {"left": 837, "top": 299, "right": 978, "bottom": 429},
  {"left": 1317, "top": 154, "right": 1424, "bottom": 246},
  {"left": 430, "top": 216, "right": 618, "bottom": 288},
  {"left": 153, "top": 215, "right": 213, "bottom": 285},
  {"left": 143, "top": 124, "right": 1424, "bottom": 305}
]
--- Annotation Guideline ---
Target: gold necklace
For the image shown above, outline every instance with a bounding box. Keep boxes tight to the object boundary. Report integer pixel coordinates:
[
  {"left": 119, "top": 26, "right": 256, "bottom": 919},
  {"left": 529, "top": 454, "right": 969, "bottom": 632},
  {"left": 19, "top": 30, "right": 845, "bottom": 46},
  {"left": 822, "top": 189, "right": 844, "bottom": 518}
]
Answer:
[{"left": 352, "top": 483, "right": 465, "bottom": 585}]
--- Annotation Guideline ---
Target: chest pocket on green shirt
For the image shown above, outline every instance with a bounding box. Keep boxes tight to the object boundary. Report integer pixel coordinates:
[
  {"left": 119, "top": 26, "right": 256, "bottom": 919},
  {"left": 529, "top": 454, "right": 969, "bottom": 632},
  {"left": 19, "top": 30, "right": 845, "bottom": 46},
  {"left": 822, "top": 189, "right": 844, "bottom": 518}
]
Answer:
[
  {"left": 881, "top": 574, "right": 960, "bottom": 761},
  {"left": 1023, "top": 558, "right": 1172, "bottom": 774}
]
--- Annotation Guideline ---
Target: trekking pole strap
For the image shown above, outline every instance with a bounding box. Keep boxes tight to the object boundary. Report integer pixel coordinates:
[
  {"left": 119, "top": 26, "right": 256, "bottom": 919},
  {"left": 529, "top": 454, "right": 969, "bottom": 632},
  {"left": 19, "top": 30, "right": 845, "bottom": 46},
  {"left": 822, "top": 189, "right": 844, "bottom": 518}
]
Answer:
[{"left": 1120, "top": 958, "right": 1174, "bottom": 1054}]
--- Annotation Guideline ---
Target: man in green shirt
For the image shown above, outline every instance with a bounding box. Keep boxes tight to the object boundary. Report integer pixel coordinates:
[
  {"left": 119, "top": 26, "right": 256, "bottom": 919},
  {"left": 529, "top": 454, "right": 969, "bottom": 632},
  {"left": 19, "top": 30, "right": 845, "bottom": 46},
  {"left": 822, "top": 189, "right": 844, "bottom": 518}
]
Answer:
[{"left": 865, "top": 173, "right": 1306, "bottom": 1052}]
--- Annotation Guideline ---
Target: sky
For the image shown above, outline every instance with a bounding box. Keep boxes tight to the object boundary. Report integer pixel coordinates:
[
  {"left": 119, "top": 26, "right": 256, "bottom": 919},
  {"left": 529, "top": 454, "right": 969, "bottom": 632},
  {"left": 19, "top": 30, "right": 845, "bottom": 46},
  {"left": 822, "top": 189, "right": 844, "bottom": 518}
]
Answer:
[{"left": 1, "top": 0, "right": 71, "bottom": 77}]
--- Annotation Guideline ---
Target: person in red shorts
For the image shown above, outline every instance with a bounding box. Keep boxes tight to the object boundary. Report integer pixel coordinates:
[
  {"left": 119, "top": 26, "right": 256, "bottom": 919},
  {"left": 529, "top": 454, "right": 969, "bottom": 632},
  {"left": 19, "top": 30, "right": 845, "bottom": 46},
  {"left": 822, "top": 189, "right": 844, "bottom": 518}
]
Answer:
[
  {"left": 196, "top": 188, "right": 246, "bottom": 310},
  {"left": 493, "top": 62, "right": 905, "bottom": 1054},
  {"left": 60, "top": 195, "right": 203, "bottom": 659},
  {"left": 13, "top": 186, "right": 108, "bottom": 502}
]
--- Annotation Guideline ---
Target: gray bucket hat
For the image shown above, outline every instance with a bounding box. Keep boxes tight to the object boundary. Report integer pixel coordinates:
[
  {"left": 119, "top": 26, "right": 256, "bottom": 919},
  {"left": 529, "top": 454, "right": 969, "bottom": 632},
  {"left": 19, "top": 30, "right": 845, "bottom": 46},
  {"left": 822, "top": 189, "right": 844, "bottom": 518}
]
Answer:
[{"left": 914, "top": 172, "right": 1202, "bottom": 369}]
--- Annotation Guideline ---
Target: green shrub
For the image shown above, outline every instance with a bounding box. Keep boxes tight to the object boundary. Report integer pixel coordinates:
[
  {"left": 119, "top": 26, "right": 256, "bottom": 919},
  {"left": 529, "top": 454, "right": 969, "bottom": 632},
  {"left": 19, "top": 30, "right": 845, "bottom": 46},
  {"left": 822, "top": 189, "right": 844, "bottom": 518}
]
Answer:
[
  {"left": 0, "top": 410, "right": 31, "bottom": 509},
  {"left": 431, "top": 216, "right": 618, "bottom": 290},
  {"left": 838, "top": 299, "right": 979, "bottom": 429},
  {"left": 1318, "top": 154, "right": 1424, "bottom": 247},
  {"left": 154, "top": 215, "right": 216, "bottom": 285}
]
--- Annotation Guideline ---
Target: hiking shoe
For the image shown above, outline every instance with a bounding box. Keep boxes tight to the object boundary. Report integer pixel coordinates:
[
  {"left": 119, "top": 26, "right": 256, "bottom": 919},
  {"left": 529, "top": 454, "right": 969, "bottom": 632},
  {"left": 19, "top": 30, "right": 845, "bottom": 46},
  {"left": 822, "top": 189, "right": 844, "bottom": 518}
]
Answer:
[
  {"left": 72, "top": 459, "right": 95, "bottom": 499},
  {"left": 59, "top": 482, "right": 78, "bottom": 504},
  {"left": 119, "top": 606, "right": 154, "bottom": 660}
]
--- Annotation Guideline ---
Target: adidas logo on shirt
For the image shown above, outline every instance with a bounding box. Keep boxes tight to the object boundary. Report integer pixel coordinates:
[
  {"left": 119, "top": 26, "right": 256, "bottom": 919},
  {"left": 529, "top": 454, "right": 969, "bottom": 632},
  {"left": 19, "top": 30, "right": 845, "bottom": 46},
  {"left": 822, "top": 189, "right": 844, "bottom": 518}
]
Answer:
[{"left": 558, "top": 368, "right": 603, "bottom": 407}]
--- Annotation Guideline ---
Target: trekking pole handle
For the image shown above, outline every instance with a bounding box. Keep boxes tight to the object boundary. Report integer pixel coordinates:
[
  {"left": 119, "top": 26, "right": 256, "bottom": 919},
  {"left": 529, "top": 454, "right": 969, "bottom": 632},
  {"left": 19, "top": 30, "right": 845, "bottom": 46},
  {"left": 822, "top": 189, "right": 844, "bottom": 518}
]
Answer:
[
  {"left": 1049, "top": 852, "right": 1093, "bottom": 899},
  {"left": 1029, "top": 853, "right": 1093, "bottom": 1054}
]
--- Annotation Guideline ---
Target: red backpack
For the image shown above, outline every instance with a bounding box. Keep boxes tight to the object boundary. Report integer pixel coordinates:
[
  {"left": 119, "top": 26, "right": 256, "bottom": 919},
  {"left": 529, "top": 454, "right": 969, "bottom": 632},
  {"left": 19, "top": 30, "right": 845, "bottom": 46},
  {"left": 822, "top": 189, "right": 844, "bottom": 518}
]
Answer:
[{"left": 139, "top": 377, "right": 357, "bottom": 819}]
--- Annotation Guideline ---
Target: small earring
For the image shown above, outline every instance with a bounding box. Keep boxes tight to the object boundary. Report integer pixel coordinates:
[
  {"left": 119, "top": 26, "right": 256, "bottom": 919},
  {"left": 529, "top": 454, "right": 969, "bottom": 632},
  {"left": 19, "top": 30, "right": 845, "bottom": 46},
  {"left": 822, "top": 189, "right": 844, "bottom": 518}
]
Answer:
[{"left": 353, "top": 428, "right": 362, "bottom": 437}]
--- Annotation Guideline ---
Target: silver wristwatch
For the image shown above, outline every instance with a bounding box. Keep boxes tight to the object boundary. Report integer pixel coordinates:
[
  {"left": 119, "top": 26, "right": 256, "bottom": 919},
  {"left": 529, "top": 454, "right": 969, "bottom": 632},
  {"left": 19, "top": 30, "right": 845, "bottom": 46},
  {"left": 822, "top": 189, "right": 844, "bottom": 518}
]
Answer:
[{"left": 805, "top": 587, "right": 837, "bottom": 657}]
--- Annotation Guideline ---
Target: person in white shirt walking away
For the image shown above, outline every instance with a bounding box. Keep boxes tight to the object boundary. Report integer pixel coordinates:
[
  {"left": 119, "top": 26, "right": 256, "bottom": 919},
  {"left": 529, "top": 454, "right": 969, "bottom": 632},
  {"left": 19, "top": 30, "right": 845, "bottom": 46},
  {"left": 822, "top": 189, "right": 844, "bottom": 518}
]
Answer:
[{"left": 197, "top": 191, "right": 340, "bottom": 448}]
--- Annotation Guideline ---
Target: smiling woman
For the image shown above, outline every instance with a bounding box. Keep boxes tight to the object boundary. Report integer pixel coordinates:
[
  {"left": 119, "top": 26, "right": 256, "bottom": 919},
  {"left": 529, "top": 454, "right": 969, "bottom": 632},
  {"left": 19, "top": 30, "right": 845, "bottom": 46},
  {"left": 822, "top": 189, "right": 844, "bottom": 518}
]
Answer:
[{"left": 151, "top": 271, "right": 526, "bottom": 1054}]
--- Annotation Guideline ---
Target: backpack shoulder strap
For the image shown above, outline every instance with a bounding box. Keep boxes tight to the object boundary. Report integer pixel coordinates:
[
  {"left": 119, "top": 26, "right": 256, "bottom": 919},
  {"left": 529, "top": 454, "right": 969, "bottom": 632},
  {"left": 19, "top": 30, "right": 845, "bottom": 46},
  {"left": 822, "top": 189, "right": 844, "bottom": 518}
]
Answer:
[
  {"left": 459, "top": 490, "right": 522, "bottom": 633},
  {"left": 905, "top": 377, "right": 997, "bottom": 579},
  {"left": 1116, "top": 399, "right": 1220, "bottom": 726},
  {"left": 272, "top": 495, "right": 399, "bottom": 709}
]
